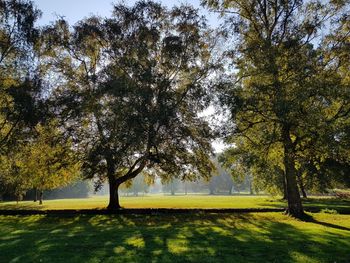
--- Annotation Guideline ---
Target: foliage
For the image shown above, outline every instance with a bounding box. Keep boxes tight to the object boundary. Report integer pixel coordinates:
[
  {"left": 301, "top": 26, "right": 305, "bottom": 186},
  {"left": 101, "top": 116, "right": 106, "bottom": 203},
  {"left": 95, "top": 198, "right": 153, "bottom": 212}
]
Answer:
[
  {"left": 0, "top": 0, "right": 43, "bottom": 153},
  {"left": 0, "top": 121, "right": 80, "bottom": 202},
  {"left": 24, "top": 122, "right": 80, "bottom": 193}
]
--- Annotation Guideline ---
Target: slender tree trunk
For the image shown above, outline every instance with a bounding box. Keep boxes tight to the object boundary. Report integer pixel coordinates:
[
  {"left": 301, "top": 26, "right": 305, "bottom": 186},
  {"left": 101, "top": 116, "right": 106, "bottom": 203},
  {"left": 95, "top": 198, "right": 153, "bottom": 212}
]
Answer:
[
  {"left": 34, "top": 188, "right": 38, "bottom": 202},
  {"left": 282, "top": 127, "right": 304, "bottom": 218},
  {"left": 171, "top": 181, "right": 175, "bottom": 195},
  {"left": 282, "top": 178, "right": 287, "bottom": 200},
  {"left": 300, "top": 185, "right": 307, "bottom": 199},
  {"left": 296, "top": 171, "right": 307, "bottom": 198},
  {"left": 249, "top": 179, "right": 253, "bottom": 195},
  {"left": 39, "top": 190, "right": 43, "bottom": 205},
  {"left": 298, "top": 179, "right": 307, "bottom": 199}
]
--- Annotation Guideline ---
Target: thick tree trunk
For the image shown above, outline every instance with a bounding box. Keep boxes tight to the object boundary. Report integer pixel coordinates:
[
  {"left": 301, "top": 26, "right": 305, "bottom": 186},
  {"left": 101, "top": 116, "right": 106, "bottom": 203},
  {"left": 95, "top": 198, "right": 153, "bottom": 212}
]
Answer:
[
  {"left": 39, "top": 190, "right": 43, "bottom": 205},
  {"left": 283, "top": 128, "right": 304, "bottom": 218},
  {"left": 106, "top": 155, "right": 122, "bottom": 210},
  {"left": 107, "top": 175, "right": 121, "bottom": 210},
  {"left": 106, "top": 155, "right": 147, "bottom": 210}
]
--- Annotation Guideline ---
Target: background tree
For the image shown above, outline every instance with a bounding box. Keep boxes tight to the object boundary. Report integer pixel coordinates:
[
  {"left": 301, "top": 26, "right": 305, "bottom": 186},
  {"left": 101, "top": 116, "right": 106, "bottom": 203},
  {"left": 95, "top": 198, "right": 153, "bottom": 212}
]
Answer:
[
  {"left": 205, "top": 0, "right": 350, "bottom": 217},
  {"left": 24, "top": 122, "right": 81, "bottom": 204},
  {"left": 0, "top": 121, "right": 80, "bottom": 204},
  {"left": 45, "top": 1, "right": 217, "bottom": 210}
]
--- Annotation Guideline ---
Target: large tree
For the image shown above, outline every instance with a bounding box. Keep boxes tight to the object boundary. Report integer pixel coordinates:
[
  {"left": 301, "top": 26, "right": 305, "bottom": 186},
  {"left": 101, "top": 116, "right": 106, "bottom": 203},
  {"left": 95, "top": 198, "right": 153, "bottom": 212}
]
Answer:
[
  {"left": 205, "top": 0, "right": 349, "bottom": 217},
  {"left": 45, "top": 1, "right": 216, "bottom": 209}
]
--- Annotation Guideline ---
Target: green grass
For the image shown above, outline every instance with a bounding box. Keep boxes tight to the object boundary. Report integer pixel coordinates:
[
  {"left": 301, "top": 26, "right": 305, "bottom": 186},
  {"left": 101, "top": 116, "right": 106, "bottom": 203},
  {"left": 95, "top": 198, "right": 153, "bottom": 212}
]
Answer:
[
  {"left": 0, "top": 195, "right": 284, "bottom": 210},
  {"left": 1, "top": 194, "right": 349, "bottom": 213},
  {"left": 0, "top": 212, "right": 349, "bottom": 262}
]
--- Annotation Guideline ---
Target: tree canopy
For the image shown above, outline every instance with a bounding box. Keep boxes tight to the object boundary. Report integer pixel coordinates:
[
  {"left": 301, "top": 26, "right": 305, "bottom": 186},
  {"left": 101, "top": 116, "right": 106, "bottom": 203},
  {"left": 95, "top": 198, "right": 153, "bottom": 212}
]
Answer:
[{"left": 43, "top": 1, "right": 217, "bottom": 209}]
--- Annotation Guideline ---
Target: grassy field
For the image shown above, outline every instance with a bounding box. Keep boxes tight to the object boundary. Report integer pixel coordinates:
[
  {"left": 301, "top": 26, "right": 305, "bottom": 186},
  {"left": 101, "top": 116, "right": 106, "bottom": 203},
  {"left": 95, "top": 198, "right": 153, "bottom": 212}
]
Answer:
[
  {"left": 1, "top": 194, "right": 350, "bottom": 213},
  {"left": 0, "top": 212, "right": 349, "bottom": 263}
]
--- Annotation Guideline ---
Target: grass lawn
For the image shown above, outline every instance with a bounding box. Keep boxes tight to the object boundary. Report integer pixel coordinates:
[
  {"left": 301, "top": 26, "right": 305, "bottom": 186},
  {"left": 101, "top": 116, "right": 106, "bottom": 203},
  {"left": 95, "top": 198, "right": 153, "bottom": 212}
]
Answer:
[
  {"left": 0, "top": 212, "right": 349, "bottom": 263},
  {"left": 1, "top": 194, "right": 350, "bottom": 213}
]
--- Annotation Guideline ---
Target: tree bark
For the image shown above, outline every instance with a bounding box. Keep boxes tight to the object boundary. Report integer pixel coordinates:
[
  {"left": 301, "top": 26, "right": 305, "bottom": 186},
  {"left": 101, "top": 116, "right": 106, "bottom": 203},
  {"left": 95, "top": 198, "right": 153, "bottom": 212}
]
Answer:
[
  {"left": 282, "top": 127, "right": 304, "bottom": 218},
  {"left": 107, "top": 175, "right": 121, "bottom": 210},
  {"left": 171, "top": 181, "right": 175, "bottom": 195},
  {"left": 249, "top": 180, "right": 253, "bottom": 195},
  {"left": 34, "top": 188, "right": 38, "bottom": 202},
  {"left": 297, "top": 171, "right": 307, "bottom": 198},
  {"left": 282, "top": 178, "right": 287, "bottom": 200},
  {"left": 106, "top": 155, "right": 121, "bottom": 210},
  {"left": 107, "top": 156, "right": 148, "bottom": 210},
  {"left": 39, "top": 190, "right": 43, "bottom": 205}
]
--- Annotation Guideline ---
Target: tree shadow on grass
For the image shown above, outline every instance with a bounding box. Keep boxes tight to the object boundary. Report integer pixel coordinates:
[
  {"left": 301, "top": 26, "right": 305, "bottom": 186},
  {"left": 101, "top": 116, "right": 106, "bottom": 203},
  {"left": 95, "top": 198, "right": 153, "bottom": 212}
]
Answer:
[
  {"left": 302, "top": 213, "right": 350, "bottom": 232},
  {"left": 256, "top": 197, "right": 350, "bottom": 214},
  {"left": 0, "top": 213, "right": 349, "bottom": 262}
]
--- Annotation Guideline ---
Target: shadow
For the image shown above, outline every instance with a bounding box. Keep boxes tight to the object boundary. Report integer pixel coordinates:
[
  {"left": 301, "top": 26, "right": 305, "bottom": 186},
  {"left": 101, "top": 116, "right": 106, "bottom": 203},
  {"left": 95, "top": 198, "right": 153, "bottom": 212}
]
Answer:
[
  {"left": 0, "top": 201, "right": 45, "bottom": 210},
  {"left": 302, "top": 213, "right": 350, "bottom": 232},
  {"left": 1, "top": 212, "right": 350, "bottom": 262}
]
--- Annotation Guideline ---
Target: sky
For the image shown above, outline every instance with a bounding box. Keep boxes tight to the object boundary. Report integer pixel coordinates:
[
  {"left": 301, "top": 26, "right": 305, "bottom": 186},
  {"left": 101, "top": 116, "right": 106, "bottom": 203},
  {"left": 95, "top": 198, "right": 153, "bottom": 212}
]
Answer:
[{"left": 32, "top": 0, "right": 219, "bottom": 26}]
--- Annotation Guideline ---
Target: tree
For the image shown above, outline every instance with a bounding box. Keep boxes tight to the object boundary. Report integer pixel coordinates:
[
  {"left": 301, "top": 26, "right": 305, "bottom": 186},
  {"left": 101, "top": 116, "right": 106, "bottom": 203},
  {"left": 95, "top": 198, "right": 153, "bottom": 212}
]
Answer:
[
  {"left": 219, "top": 138, "right": 286, "bottom": 197},
  {"left": 45, "top": 1, "right": 216, "bottom": 210},
  {"left": 24, "top": 122, "right": 81, "bottom": 204},
  {"left": 0, "top": 149, "right": 30, "bottom": 202},
  {"left": 205, "top": 0, "right": 349, "bottom": 217},
  {"left": 0, "top": 0, "right": 42, "bottom": 153},
  {"left": 0, "top": 121, "right": 80, "bottom": 204}
]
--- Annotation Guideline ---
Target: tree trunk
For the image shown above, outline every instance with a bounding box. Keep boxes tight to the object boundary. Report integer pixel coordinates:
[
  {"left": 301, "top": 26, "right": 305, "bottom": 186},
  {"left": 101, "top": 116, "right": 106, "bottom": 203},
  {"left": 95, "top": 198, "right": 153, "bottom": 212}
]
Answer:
[
  {"left": 249, "top": 180, "right": 253, "bottom": 195},
  {"left": 300, "top": 185, "right": 307, "bottom": 199},
  {"left": 283, "top": 127, "right": 304, "bottom": 218},
  {"left": 39, "top": 190, "right": 43, "bottom": 205},
  {"left": 282, "top": 178, "right": 287, "bottom": 200},
  {"left": 297, "top": 172, "right": 307, "bottom": 198},
  {"left": 106, "top": 155, "right": 121, "bottom": 210},
  {"left": 299, "top": 180, "right": 307, "bottom": 199},
  {"left": 34, "top": 188, "right": 38, "bottom": 202},
  {"left": 107, "top": 175, "right": 121, "bottom": 210}
]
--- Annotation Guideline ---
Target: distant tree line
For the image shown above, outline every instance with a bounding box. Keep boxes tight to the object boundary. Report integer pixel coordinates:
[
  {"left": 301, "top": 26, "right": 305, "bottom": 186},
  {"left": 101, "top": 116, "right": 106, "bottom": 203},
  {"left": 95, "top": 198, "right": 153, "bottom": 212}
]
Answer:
[{"left": 0, "top": 0, "right": 349, "bottom": 218}]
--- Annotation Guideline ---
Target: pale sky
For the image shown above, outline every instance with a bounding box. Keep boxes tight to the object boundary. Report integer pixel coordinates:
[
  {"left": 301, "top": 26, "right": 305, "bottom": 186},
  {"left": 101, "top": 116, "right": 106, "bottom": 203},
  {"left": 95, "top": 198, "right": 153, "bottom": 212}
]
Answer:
[{"left": 32, "top": 0, "right": 219, "bottom": 26}]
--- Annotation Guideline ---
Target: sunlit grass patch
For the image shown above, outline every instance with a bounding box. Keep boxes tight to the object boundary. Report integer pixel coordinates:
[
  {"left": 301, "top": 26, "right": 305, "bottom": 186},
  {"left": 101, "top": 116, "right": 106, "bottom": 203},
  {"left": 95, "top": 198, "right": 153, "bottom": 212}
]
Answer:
[{"left": 0, "top": 212, "right": 349, "bottom": 262}]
